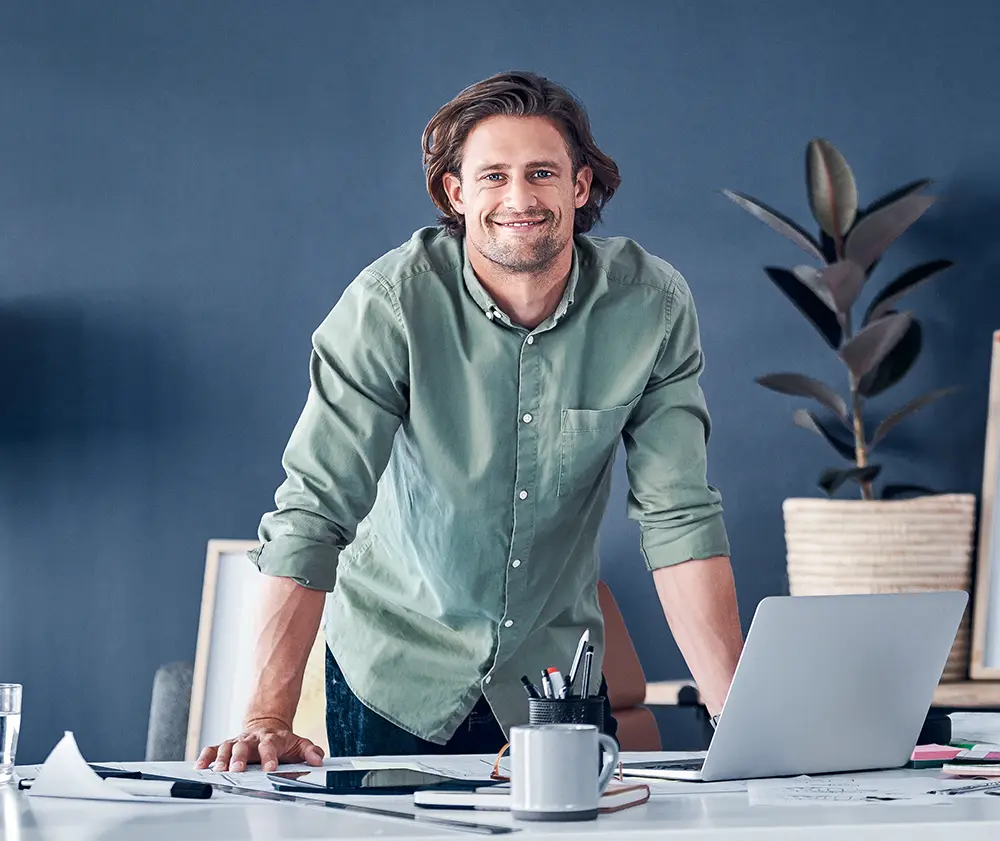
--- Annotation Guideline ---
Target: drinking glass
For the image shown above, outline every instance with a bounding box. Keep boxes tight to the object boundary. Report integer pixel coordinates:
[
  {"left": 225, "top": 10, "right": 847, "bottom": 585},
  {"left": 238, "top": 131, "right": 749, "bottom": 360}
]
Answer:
[{"left": 0, "top": 684, "right": 22, "bottom": 785}]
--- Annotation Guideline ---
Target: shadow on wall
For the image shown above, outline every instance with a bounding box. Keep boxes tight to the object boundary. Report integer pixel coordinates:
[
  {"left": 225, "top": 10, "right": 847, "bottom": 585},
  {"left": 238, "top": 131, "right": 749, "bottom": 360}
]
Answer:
[
  {"left": 0, "top": 299, "right": 203, "bottom": 448},
  {"left": 883, "top": 179, "right": 1000, "bottom": 491}
]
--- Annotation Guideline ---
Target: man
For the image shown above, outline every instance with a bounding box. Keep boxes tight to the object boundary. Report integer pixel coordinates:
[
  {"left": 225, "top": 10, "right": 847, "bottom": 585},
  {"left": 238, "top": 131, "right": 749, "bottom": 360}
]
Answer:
[{"left": 197, "top": 70, "right": 743, "bottom": 773}]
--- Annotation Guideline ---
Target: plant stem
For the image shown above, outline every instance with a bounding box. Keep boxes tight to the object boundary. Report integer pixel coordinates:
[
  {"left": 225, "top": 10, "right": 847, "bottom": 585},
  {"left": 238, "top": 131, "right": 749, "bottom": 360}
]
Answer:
[
  {"left": 850, "top": 379, "right": 873, "bottom": 500},
  {"left": 842, "top": 308, "right": 873, "bottom": 502}
]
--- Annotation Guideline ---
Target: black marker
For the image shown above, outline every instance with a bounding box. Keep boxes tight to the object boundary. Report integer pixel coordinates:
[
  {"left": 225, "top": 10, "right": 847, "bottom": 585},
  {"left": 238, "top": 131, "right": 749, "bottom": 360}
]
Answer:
[
  {"left": 520, "top": 675, "right": 541, "bottom": 699},
  {"left": 106, "top": 778, "right": 213, "bottom": 799}
]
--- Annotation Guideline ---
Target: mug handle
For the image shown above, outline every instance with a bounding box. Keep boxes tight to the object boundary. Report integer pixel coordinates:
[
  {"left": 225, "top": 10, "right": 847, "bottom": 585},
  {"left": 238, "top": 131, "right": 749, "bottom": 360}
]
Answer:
[{"left": 596, "top": 733, "right": 620, "bottom": 794}]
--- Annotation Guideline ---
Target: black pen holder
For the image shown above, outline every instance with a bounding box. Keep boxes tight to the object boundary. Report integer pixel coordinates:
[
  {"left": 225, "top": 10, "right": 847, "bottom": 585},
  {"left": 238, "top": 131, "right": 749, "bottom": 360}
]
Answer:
[{"left": 528, "top": 696, "right": 605, "bottom": 732}]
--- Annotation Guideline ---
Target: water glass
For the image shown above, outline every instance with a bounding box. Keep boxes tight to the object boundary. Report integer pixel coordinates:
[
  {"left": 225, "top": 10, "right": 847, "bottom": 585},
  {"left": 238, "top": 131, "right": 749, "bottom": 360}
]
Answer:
[{"left": 0, "top": 684, "right": 22, "bottom": 785}]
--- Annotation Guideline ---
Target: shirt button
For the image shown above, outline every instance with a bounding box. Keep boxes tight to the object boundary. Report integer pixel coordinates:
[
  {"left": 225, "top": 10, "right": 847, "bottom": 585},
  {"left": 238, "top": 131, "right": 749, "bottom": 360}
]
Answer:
[
  {"left": 526, "top": 336, "right": 535, "bottom": 345},
  {"left": 504, "top": 620, "right": 514, "bottom": 628},
  {"left": 486, "top": 310, "right": 494, "bottom": 320},
  {"left": 522, "top": 413, "right": 532, "bottom": 423},
  {"left": 518, "top": 490, "right": 528, "bottom": 500},
  {"left": 484, "top": 675, "right": 492, "bottom": 684},
  {"left": 511, "top": 559, "right": 521, "bottom": 568}
]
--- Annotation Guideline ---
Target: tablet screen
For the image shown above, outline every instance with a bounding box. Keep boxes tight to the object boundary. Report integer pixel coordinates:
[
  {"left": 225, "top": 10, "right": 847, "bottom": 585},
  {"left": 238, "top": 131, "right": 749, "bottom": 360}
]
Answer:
[{"left": 267, "top": 768, "right": 497, "bottom": 794}]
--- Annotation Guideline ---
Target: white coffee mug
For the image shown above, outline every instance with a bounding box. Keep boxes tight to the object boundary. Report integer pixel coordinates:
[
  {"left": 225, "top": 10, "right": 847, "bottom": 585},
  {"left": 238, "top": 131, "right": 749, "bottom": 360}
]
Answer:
[{"left": 509, "top": 723, "right": 620, "bottom": 821}]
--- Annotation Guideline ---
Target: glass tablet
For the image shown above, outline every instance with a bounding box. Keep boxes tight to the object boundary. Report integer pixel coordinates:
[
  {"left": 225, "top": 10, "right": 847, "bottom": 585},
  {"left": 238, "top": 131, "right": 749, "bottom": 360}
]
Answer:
[{"left": 267, "top": 768, "right": 500, "bottom": 795}]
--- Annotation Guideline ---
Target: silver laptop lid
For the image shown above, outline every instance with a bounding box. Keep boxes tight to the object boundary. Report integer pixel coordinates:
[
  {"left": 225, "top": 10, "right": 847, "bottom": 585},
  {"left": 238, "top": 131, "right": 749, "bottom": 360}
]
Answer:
[{"left": 702, "top": 591, "right": 968, "bottom": 781}]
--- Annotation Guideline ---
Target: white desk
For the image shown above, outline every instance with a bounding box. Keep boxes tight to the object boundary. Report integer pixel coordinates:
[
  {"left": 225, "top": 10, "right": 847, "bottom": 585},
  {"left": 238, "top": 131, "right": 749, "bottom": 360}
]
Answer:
[{"left": 6, "top": 753, "right": 1000, "bottom": 841}]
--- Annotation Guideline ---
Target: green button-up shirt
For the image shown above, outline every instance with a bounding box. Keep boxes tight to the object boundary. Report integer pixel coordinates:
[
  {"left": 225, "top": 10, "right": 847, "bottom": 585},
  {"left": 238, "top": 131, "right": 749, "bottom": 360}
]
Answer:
[{"left": 249, "top": 226, "right": 729, "bottom": 744}]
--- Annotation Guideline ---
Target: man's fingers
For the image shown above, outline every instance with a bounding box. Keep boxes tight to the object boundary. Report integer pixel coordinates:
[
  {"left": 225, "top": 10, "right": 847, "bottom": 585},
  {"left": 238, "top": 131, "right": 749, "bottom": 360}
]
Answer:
[
  {"left": 213, "top": 739, "right": 236, "bottom": 770},
  {"left": 194, "top": 746, "right": 218, "bottom": 769},
  {"left": 196, "top": 730, "right": 318, "bottom": 773},
  {"left": 258, "top": 734, "right": 280, "bottom": 773},
  {"left": 229, "top": 739, "right": 255, "bottom": 773}
]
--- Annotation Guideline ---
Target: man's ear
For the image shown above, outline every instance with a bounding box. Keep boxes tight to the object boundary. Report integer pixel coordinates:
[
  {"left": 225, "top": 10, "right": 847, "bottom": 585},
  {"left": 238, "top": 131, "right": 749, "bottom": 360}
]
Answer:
[
  {"left": 442, "top": 172, "right": 466, "bottom": 215},
  {"left": 574, "top": 165, "right": 593, "bottom": 209}
]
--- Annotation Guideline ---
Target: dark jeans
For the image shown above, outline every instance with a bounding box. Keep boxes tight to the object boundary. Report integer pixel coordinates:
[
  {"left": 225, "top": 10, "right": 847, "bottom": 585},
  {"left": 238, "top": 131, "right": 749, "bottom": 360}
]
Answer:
[{"left": 325, "top": 646, "right": 618, "bottom": 757}]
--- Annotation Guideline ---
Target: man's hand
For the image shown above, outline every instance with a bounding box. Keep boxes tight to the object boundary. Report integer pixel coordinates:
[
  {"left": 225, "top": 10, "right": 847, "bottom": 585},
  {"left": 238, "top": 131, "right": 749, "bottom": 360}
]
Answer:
[
  {"left": 195, "top": 717, "right": 324, "bottom": 772},
  {"left": 195, "top": 575, "right": 328, "bottom": 772}
]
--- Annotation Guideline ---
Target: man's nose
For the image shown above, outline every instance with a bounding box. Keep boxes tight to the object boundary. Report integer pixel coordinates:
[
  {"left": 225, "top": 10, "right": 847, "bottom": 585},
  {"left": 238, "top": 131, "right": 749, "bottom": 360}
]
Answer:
[{"left": 504, "top": 177, "right": 540, "bottom": 213}]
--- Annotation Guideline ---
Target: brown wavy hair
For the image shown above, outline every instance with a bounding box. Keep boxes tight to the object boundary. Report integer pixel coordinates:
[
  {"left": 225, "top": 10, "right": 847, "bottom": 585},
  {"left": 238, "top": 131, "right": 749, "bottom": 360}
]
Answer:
[{"left": 422, "top": 71, "right": 621, "bottom": 237}]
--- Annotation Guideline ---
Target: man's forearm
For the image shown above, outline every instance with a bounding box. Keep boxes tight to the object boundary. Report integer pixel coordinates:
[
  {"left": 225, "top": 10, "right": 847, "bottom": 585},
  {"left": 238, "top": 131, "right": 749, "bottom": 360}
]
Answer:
[
  {"left": 652, "top": 555, "right": 743, "bottom": 717},
  {"left": 244, "top": 575, "right": 326, "bottom": 728}
]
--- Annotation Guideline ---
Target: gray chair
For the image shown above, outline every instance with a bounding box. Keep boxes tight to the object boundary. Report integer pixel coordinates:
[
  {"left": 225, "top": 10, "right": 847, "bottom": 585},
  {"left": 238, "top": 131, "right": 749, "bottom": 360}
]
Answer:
[{"left": 146, "top": 661, "right": 194, "bottom": 761}]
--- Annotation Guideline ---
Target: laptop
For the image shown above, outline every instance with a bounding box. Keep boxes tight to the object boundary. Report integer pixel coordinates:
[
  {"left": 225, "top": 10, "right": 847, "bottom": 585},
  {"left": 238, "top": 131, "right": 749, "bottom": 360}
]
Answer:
[{"left": 623, "top": 591, "right": 968, "bottom": 782}]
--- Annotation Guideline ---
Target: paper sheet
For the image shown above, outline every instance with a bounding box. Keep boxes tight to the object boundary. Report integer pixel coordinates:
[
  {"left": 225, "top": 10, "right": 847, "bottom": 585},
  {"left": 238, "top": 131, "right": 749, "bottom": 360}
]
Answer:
[
  {"left": 747, "top": 773, "right": 987, "bottom": 805},
  {"left": 949, "top": 713, "right": 1000, "bottom": 746},
  {"left": 28, "top": 733, "right": 208, "bottom": 803},
  {"left": 130, "top": 757, "right": 355, "bottom": 792},
  {"left": 27, "top": 734, "right": 253, "bottom": 804},
  {"left": 641, "top": 779, "right": 747, "bottom": 795}
]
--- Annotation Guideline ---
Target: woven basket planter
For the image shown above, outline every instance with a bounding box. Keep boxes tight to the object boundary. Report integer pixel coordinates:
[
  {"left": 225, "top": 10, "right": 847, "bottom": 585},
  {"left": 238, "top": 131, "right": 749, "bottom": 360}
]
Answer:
[{"left": 782, "top": 493, "right": 977, "bottom": 682}]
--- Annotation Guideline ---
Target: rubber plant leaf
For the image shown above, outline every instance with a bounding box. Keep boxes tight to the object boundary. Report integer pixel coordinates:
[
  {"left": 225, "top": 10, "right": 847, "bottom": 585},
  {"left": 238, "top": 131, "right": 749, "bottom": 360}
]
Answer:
[
  {"left": 857, "top": 318, "right": 922, "bottom": 398},
  {"left": 863, "top": 179, "right": 932, "bottom": 216},
  {"left": 756, "top": 373, "right": 849, "bottom": 425},
  {"left": 869, "top": 386, "right": 960, "bottom": 449},
  {"left": 839, "top": 312, "right": 913, "bottom": 382},
  {"left": 820, "top": 260, "right": 865, "bottom": 315},
  {"left": 806, "top": 139, "right": 858, "bottom": 244},
  {"left": 881, "top": 484, "right": 937, "bottom": 500},
  {"left": 818, "top": 464, "right": 882, "bottom": 496},
  {"left": 722, "top": 189, "right": 826, "bottom": 262},
  {"left": 793, "top": 409, "right": 856, "bottom": 460},
  {"left": 792, "top": 265, "right": 837, "bottom": 311},
  {"left": 844, "top": 192, "right": 937, "bottom": 271},
  {"left": 764, "top": 266, "right": 842, "bottom": 348},
  {"left": 864, "top": 260, "right": 954, "bottom": 325}
]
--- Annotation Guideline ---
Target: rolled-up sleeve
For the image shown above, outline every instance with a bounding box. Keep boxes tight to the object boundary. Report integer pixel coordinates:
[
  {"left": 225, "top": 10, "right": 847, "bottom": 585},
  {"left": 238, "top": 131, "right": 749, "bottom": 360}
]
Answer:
[
  {"left": 249, "top": 270, "right": 408, "bottom": 590},
  {"left": 623, "top": 274, "right": 730, "bottom": 571}
]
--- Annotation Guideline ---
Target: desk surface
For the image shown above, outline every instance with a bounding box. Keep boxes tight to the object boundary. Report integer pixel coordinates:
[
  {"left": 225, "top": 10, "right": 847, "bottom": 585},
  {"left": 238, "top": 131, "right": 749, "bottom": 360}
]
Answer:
[
  {"left": 7, "top": 754, "right": 1000, "bottom": 841},
  {"left": 645, "top": 680, "right": 1000, "bottom": 709}
]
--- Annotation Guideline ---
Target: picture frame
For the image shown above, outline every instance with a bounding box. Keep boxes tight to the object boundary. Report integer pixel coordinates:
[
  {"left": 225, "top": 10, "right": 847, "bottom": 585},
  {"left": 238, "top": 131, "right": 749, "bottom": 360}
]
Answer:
[
  {"left": 185, "top": 539, "right": 329, "bottom": 760},
  {"left": 970, "top": 331, "right": 1000, "bottom": 679}
]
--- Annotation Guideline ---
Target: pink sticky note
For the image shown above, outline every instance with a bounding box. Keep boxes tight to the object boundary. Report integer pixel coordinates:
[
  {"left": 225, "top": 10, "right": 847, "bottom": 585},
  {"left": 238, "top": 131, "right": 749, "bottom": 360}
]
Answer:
[{"left": 911, "top": 744, "right": 963, "bottom": 761}]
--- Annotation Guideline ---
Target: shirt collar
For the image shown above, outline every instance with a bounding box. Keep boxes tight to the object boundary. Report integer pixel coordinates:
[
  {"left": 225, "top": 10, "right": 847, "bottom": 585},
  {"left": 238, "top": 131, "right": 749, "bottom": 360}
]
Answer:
[{"left": 461, "top": 237, "right": 581, "bottom": 327}]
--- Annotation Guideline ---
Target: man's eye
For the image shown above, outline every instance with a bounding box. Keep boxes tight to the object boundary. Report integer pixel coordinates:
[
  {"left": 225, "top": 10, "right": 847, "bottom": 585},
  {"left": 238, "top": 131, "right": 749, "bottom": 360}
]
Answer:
[
  {"left": 484, "top": 173, "right": 504, "bottom": 181},
  {"left": 533, "top": 170, "right": 553, "bottom": 179}
]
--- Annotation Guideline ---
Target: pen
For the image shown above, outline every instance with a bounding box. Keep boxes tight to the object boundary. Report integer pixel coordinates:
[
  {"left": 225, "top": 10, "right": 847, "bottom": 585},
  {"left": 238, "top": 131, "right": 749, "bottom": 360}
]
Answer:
[
  {"left": 17, "top": 778, "right": 214, "bottom": 799},
  {"left": 520, "top": 675, "right": 541, "bottom": 699},
  {"left": 565, "top": 629, "right": 590, "bottom": 696},
  {"left": 105, "top": 778, "right": 214, "bottom": 799},
  {"left": 546, "top": 667, "right": 567, "bottom": 699},
  {"left": 581, "top": 645, "right": 594, "bottom": 698},
  {"left": 927, "top": 780, "right": 1000, "bottom": 795},
  {"left": 540, "top": 670, "right": 554, "bottom": 699},
  {"left": 88, "top": 764, "right": 143, "bottom": 780}
]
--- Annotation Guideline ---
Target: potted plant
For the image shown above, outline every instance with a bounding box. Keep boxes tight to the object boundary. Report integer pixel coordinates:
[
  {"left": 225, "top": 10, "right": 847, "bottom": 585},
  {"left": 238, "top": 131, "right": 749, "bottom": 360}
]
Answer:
[{"left": 724, "top": 139, "right": 975, "bottom": 680}]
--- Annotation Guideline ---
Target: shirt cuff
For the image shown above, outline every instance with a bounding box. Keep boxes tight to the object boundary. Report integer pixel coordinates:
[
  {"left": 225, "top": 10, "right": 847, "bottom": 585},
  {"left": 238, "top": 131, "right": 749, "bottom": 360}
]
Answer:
[
  {"left": 639, "top": 512, "right": 731, "bottom": 571},
  {"left": 248, "top": 536, "right": 341, "bottom": 591}
]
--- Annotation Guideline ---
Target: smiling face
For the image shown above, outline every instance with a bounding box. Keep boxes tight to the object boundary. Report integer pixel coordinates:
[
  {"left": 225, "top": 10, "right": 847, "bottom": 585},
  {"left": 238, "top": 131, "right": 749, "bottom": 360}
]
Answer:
[{"left": 442, "top": 115, "right": 592, "bottom": 276}]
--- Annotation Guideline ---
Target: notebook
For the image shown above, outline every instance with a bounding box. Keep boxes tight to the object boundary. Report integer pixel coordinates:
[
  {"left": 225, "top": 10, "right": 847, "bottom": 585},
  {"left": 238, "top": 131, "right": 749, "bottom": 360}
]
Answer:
[{"left": 413, "top": 781, "right": 650, "bottom": 813}]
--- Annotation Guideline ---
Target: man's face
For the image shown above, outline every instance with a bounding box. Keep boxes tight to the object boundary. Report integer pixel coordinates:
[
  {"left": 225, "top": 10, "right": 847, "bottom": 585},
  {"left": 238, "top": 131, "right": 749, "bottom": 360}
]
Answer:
[{"left": 444, "top": 115, "right": 592, "bottom": 275}]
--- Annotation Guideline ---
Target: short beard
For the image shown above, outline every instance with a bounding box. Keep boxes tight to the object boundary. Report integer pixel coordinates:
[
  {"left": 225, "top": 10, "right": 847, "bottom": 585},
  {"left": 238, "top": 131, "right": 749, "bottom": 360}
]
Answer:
[{"left": 474, "top": 214, "right": 566, "bottom": 275}]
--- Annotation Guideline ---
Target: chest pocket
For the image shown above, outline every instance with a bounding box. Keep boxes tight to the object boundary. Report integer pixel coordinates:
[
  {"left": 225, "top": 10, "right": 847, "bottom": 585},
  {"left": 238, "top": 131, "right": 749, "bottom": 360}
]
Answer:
[{"left": 557, "top": 396, "right": 641, "bottom": 498}]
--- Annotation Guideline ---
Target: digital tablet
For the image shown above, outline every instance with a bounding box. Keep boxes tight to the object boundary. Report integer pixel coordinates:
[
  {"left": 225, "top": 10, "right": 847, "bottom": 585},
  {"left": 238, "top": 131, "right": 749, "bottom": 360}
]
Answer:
[{"left": 267, "top": 768, "right": 502, "bottom": 796}]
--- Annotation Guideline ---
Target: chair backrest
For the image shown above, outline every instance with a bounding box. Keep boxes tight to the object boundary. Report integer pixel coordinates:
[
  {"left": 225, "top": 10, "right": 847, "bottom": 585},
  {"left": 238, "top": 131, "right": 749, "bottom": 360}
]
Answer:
[
  {"left": 146, "top": 661, "right": 194, "bottom": 761},
  {"left": 598, "top": 580, "right": 649, "bottom": 709}
]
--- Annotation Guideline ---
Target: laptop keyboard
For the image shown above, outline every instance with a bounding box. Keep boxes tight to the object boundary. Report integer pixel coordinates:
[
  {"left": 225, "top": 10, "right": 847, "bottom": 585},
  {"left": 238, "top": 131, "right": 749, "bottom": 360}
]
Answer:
[{"left": 634, "top": 758, "right": 706, "bottom": 771}]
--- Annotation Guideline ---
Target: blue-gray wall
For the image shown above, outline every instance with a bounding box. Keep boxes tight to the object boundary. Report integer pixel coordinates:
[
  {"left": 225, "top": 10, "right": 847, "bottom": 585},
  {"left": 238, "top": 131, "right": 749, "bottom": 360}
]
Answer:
[{"left": 3, "top": 1, "right": 1000, "bottom": 763}]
